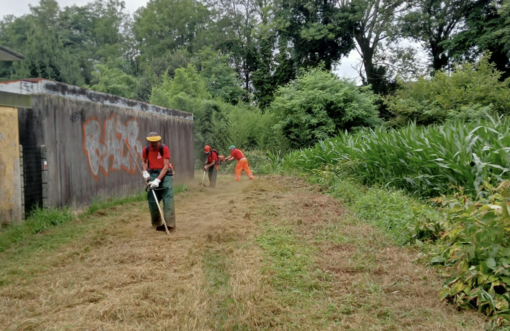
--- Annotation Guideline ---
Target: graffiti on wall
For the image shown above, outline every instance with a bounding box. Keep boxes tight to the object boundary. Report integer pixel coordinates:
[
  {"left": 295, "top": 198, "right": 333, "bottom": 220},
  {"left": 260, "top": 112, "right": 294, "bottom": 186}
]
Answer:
[{"left": 83, "top": 115, "right": 144, "bottom": 180}]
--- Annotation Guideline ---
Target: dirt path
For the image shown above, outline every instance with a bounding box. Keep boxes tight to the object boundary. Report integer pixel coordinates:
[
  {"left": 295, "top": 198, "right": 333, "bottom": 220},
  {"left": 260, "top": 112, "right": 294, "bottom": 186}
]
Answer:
[{"left": 0, "top": 175, "right": 485, "bottom": 330}]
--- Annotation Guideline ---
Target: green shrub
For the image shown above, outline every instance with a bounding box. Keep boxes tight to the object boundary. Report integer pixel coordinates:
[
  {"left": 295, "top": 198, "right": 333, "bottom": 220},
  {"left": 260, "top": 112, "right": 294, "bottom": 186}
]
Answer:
[
  {"left": 150, "top": 64, "right": 284, "bottom": 165},
  {"left": 270, "top": 68, "right": 381, "bottom": 149},
  {"left": 419, "top": 181, "right": 510, "bottom": 321},
  {"left": 385, "top": 55, "right": 510, "bottom": 126},
  {"left": 86, "top": 62, "right": 138, "bottom": 99}
]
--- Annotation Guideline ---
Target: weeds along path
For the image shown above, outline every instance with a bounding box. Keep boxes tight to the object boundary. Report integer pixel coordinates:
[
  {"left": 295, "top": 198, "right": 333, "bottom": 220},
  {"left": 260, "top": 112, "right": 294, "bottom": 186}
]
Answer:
[{"left": 0, "top": 175, "right": 484, "bottom": 330}]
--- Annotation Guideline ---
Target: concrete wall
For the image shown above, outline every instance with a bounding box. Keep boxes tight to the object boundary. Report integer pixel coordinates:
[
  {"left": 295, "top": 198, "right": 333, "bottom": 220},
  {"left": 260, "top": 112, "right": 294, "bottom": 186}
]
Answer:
[
  {"left": 18, "top": 95, "right": 194, "bottom": 209},
  {"left": 0, "top": 106, "right": 22, "bottom": 223},
  {"left": 0, "top": 79, "right": 192, "bottom": 119}
]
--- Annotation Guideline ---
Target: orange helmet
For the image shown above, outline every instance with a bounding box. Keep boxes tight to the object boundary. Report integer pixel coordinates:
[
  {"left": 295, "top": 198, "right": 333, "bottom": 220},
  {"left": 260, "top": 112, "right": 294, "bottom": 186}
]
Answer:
[{"left": 204, "top": 145, "right": 211, "bottom": 153}]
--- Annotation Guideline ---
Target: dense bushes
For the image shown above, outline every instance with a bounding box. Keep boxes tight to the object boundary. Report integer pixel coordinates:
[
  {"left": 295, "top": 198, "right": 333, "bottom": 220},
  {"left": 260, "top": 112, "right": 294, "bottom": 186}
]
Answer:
[
  {"left": 385, "top": 55, "right": 510, "bottom": 126},
  {"left": 412, "top": 181, "right": 510, "bottom": 321},
  {"left": 271, "top": 68, "right": 381, "bottom": 149},
  {"left": 151, "top": 53, "right": 510, "bottom": 185},
  {"left": 149, "top": 65, "right": 380, "bottom": 164},
  {"left": 149, "top": 63, "right": 285, "bottom": 165}
]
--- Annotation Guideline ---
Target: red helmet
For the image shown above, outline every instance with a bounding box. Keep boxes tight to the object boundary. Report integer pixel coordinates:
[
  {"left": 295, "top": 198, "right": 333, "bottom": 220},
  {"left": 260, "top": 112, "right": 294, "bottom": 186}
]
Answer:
[{"left": 204, "top": 145, "right": 211, "bottom": 153}]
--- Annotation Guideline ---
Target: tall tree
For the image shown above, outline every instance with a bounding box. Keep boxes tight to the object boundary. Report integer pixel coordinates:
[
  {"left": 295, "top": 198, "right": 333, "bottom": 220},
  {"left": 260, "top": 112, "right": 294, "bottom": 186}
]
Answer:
[
  {"left": 0, "top": 0, "right": 83, "bottom": 84},
  {"left": 58, "top": 0, "right": 131, "bottom": 84},
  {"left": 245, "top": 0, "right": 357, "bottom": 107},
  {"left": 348, "top": 0, "right": 407, "bottom": 93},
  {"left": 275, "top": 0, "right": 355, "bottom": 72},
  {"left": 13, "top": 26, "right": 84, "bottom": 85},
  {"left": 193, "top": 47, "right": 245, "bottom": 104},
  {"left": 133, "top": 49, "right": 191, "bottom": 101},
  {"left": 86, "top": 61, "right": 138, "bottom": 98},
  {"left": 445, "top": 0, "right": 510, "bottom": 79},
  {"left": 401, "top": 0, "right": 470, "bottom": 71},
  {"left": 0, "top": 0, "right": 131, "bottom": 85},
  {"left": 0, "top": 15, "right": 32, "bottom": 79},
  {"left": 498, "top": 0, "right": 510, "bottom": 52},
  {"left": 206, "top": 0, "right": 276, "bottom": 105},
  {"left": 208, "top": 0, "right": 259, "bottom": 92},
  {"left": 133, "top": 0, "right": 211, "bottom": 62}
]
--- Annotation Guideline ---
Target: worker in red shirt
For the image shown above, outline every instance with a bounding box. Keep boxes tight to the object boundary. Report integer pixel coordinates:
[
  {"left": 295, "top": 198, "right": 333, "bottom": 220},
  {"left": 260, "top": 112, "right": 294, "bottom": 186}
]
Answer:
[
  {"left": 203, "top": 145, "right": 219, "bottom": 187},
  {"left": 142, "top": 132, "right": 175, "bottom": 232},
  {"left": 224, "top": 145, "right": 255, "bottom": 181}
]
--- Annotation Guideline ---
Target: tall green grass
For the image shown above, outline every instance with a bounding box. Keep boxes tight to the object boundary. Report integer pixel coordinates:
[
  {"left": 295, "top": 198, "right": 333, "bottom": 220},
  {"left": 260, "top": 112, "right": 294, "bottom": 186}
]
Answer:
[
  {"left": 0, "top": 208, "right": 74, "bottom": 253},
  {"left": 283, "top": 116, "right": 510, "bottom": 197}
]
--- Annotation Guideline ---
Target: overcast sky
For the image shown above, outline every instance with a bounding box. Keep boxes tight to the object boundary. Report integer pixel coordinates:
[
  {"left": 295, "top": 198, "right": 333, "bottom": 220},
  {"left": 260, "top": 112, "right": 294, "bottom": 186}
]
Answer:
[
  {"left": 0, "top": 0, "right": 147, "bottom": 16},
  {"left": 0, "top": 0, "right": 379, "bottom": 82}
]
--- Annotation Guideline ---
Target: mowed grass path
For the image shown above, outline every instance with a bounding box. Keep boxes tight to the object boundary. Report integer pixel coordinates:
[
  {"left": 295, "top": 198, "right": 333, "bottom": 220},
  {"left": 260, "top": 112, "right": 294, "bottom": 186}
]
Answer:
[{"left": 0, "top": 176, "right": 485, "bottom": 330}]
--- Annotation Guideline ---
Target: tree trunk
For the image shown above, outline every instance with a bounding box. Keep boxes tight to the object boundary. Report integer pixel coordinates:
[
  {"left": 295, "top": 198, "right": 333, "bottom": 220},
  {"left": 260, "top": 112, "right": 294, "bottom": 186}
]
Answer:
[
  {"left": 355, "top": 33, "right": 376, "bottom": 86},
  {"left": 430, "top": 40, "right": 448, "bottom": 71}
]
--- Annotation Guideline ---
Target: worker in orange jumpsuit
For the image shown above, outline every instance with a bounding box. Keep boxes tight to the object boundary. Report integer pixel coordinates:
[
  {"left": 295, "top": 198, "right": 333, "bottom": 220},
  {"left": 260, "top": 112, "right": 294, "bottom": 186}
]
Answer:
[{"left": 224, "top": 145, "right": 255, "bottom": 181}]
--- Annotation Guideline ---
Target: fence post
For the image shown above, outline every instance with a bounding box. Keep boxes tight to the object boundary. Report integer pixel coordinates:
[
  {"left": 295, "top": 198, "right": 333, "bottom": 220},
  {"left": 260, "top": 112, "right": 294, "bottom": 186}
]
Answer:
[
  {"left": 19, "top": 145, "right": 25, "bottom": 220},
  {"left": 41, "top": 145, "right": 48, "bottom": 209}
]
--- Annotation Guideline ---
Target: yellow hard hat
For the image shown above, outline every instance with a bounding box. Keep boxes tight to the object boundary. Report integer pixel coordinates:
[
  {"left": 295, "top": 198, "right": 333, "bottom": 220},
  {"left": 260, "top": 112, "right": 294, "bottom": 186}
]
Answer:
[{"left": 146, "top": 132, "right": 161, "bottom": 142}]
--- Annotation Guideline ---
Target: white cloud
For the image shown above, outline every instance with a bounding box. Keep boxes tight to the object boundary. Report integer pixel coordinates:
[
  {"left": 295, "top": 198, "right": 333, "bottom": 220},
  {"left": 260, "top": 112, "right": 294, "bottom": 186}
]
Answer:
[{"left": 123, "top": 0, "right": 149, "bottom": 14}]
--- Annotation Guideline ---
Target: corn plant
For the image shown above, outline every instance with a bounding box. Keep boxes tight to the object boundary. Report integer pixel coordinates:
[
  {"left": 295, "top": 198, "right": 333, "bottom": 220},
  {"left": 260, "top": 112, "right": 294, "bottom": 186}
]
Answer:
[{"left": 285, "top": 115, "right": 510, "bottom": 197}]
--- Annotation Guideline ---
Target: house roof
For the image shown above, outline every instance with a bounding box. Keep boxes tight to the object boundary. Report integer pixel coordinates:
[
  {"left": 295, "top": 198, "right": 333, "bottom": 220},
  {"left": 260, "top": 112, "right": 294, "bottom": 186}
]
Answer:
[{"left": 0, "top": 45, "right": 25, "bottom": 61}]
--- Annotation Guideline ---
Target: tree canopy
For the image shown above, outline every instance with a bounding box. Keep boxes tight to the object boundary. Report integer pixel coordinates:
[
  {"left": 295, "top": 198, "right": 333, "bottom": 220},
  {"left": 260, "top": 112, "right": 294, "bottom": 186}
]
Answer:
[{"left": 2, "top": 0, "right": 510, "bottom": 153}]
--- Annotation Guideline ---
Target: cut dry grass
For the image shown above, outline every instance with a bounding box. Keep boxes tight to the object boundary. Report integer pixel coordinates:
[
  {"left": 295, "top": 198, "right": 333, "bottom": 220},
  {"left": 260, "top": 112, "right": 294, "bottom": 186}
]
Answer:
[
  {"left": 0, "top": 175, "right": 486, "bottom": 330},
  {"left": 253, "top": 176, "right": 486, "bottom": 330}
]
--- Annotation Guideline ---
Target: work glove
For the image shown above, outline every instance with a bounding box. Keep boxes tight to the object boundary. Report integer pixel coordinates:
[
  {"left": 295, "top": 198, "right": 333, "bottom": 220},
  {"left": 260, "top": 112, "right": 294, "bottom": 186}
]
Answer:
[
  {"left": 143, "top": 171, "right": 150, "bottom": 182},
  {"left": 203, "top": 166, "right": 207, "bottom": 171},
  {"left": 150, "top": 178, "right": 161, "bottom": 189}
]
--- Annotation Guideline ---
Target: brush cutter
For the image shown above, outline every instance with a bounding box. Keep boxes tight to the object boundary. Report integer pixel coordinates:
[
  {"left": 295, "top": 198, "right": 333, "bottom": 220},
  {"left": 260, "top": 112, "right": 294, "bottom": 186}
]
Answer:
[
  {"left": 200, "top": 170, "right": 207, "bottom": 187},
  {"left": 123, "top": 139, "right": 170, "bottom": 235},
  {"left": 145, "top": 184, "right": 170, "bottom": 235}
]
